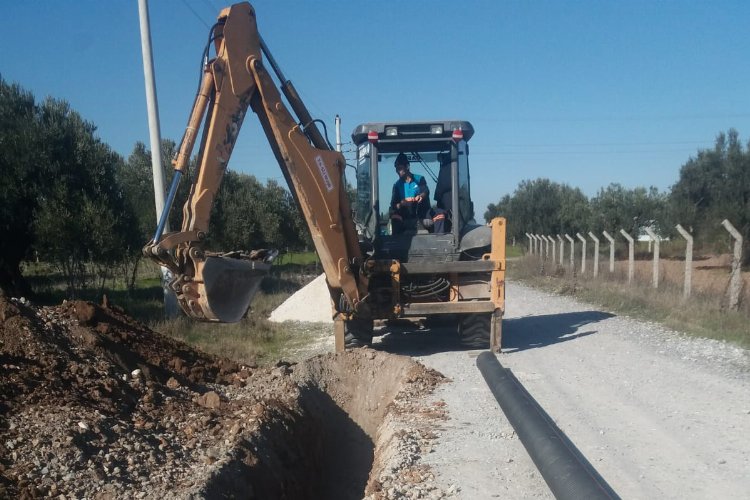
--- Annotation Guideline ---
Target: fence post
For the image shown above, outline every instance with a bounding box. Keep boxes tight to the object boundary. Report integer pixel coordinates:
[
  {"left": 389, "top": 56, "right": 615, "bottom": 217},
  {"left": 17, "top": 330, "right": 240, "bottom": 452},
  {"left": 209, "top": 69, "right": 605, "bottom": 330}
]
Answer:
[
  {"left": 532, "top": 234, "right": 539, "bottom": 257},
  {"left": 721, "top": 219, "right": 744, "bottom": 310},
  {"left": 548, "top": 236, "right": 556, "bottom": 265},
  {"left": 602, "top": 231, "right": 615, "bottom": 273},
  {"left": 565, "top": 234, "right": 575, "bottom": 269},
  {"left": 557, "top": 234, "right": 564, "bottom": 265},
  {"left": 620, "top": 229, "right": 634, "bottom": 284},
  {"left": 675, "top": 224, "right": 693, "bottom": 299},
  {"left": 592, "top": 232, "right": 600, "bottom": 278},
  {"left": 576, "top": 233, "right": 587, "bottom": 275},
  {"left": 644, "top": 227, "right": 660, "bottom": 288},
  {"left": 540, "top": 234, "right": 547, "bottom": 259},
  {"left": 543, "top": 235, "right": 555, "bottom": 260},
  {"left": 534, "top": 234, "right": 542, "bottom": 257},
  {"left": 526, "top": 233, "right": 533, "bottom": 255}
]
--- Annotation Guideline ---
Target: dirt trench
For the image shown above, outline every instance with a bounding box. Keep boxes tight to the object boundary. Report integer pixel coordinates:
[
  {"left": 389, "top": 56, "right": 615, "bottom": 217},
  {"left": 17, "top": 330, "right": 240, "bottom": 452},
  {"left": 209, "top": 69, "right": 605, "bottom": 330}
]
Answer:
[{"left": 0, "top": 296, "right": 445, "bottom": 499}]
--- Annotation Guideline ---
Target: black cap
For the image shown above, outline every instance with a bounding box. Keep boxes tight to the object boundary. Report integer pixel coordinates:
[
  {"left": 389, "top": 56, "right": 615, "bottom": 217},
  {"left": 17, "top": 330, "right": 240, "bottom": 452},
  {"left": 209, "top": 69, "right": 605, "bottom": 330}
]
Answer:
[{"left": 394, "top": 152, "right": 409, "bottom": 168}]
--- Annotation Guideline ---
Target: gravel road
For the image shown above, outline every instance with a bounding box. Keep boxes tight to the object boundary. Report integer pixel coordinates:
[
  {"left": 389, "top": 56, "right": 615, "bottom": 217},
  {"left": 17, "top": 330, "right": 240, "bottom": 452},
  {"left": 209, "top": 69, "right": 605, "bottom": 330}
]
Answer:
[{"left": 373, "top": 281, "right": 750, "bottom": 499}]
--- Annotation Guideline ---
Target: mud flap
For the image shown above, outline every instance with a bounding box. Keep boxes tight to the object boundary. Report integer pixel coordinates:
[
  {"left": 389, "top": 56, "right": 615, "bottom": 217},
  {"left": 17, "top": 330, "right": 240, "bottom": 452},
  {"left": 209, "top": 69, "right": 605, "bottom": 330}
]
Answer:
[{"left": 201, "top": 255, "right": 271, "bottom": 322}]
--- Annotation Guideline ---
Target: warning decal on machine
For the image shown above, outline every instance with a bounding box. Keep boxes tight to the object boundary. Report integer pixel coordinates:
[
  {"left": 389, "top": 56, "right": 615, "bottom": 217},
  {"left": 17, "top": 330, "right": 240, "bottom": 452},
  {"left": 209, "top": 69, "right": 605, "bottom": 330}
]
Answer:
[{"left": 316, "top": 155, "right": 334, "bottom": 192}]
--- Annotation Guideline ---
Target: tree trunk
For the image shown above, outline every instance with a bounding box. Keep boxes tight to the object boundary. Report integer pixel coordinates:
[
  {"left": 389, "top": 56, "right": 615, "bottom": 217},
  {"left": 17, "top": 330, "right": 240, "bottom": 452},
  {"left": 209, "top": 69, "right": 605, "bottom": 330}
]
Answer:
[{"left": 0, "top": 260, "right": 34, "bottom": 299}]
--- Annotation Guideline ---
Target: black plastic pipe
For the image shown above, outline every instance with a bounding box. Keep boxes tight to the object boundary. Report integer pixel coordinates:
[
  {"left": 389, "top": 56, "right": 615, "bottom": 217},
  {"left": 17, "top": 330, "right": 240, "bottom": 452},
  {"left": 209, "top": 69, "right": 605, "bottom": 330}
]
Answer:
[{"left": 477, "top": 352, "right": 620, "bottom": 500}]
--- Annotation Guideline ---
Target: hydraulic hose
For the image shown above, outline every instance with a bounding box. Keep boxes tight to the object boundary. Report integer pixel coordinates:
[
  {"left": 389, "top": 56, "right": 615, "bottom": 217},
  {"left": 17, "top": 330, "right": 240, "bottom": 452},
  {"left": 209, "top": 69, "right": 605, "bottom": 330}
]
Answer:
[{"left": 476, "top": 352, "right": 619, "bottom": 500}]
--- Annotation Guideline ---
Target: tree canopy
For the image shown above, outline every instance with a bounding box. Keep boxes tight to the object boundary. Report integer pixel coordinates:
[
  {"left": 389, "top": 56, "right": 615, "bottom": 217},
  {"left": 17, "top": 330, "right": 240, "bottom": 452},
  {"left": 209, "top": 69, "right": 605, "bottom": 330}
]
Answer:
[
  {"left": 486, "top": 130, "right": 748, "bottom": 259},
  {"left": 0, "top": 78, "right": 310, "bottom": 298},
  {"left": 670, "top": 129, "right": 750, "bottom": 244},
  {"left": 485, "top": 178, "right": 590, "bottom": 242}
]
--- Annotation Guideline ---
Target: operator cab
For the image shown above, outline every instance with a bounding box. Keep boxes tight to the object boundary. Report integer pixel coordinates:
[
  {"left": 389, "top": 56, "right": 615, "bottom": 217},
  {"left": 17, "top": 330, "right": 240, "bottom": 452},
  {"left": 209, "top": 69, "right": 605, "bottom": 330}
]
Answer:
[{"left": 351, "top": 120, "right": 476, "bottom": 262}]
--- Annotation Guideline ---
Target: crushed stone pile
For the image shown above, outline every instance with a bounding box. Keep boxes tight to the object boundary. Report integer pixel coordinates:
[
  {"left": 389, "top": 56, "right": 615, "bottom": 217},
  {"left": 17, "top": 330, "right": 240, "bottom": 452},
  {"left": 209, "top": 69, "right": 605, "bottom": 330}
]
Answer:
[
  {"left": 0, "top": 295, "right": 450, "bottom": 499},
  {"left": 269, "top": 273, "right": 333, "bottom": 323}
]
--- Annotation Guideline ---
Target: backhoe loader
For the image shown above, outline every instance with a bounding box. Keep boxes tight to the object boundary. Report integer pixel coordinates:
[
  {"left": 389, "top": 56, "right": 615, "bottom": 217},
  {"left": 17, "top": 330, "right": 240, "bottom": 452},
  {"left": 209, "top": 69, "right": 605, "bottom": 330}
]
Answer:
[{"left": 143, "top": 2, "right": 506, "bottom": 351}]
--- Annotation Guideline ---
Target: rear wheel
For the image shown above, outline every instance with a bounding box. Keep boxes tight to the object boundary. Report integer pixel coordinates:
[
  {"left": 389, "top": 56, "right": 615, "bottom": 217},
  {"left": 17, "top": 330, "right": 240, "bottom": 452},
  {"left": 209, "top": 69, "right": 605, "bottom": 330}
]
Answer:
[
  {"left": 344, "top": 319, "right": 374, "bottom": 348},
  {"left": 457, "top": 313, "right": 490, "bottom": 349}
]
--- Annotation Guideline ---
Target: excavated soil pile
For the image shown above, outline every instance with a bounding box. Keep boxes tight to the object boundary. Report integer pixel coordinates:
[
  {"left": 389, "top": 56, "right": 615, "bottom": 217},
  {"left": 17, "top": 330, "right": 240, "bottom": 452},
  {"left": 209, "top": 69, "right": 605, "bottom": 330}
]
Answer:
[{"left": 0, "top": 296, "right": 447, "bottom": 499}]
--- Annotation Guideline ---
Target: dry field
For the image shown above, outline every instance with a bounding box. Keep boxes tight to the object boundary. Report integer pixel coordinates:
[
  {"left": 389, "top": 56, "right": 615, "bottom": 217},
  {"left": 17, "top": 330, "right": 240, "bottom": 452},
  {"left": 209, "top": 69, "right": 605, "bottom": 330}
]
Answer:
[{"left": 513, "top": 252, "right": 750, "bottom": 347}]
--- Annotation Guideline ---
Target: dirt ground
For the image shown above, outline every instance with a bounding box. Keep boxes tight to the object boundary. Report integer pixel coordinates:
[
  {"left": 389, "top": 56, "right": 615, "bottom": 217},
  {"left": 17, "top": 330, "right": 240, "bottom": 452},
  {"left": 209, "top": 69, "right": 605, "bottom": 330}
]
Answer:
[{"left": 0, "top": 296, "right": 448, "bottom": 499}]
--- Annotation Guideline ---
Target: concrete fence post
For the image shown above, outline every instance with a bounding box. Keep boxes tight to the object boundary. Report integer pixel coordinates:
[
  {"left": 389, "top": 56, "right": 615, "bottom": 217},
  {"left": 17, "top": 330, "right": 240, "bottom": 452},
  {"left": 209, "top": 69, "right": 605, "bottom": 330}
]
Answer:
[
  {"left": 675, "top": 224, "right": 693, "bottom": 299},
  {"left": 576, "top": 233, "right": 587, "bottom": 275},
  {"left": 536, "top": 234, "right": 545, "bottom": 259},
  {"left": 526, "top": 233, "right": 533, "bottom": 255},
  {"left": 620, "top": 229, "right": 634, "bottom": 284},
  {"left": 588, "top": 232, "right": 600, "bottom": 278},
  {"left": 533, "top": 235, "right": 544, "bottom": 273},
  {"left": 721, "top": 219, "right": 744, "bottom": 310},
  {"left": 557, "top": 234, "right": 564, "bottom": 265},
  {"left": 602, "top": 231, "right": 615, "bottom": 273},
  {"left": 644, "top": 227, "right": 660, "bottom": 288},
  {"left": 565, "top": 234, "right": 575, "bottom": 269},
  {"left": 548, "top": 236, "right": 556, "bottom": 265}
]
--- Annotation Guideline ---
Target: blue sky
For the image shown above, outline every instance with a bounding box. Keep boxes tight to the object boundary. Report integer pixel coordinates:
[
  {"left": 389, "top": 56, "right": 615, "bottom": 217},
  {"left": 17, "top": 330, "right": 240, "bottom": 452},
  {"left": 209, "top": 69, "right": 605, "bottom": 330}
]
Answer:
[{"left": 3, "top": 0, "right": 750, "bottom": 215}]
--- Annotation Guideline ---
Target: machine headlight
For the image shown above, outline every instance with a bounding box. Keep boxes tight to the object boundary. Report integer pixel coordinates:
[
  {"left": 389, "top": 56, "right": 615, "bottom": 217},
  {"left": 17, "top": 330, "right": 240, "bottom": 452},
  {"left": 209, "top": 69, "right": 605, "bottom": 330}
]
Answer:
[
  {"left": 385, "top": 126, "right": 398, "bottom": 136},
  {"left": 430, "top": 124, "right": 443, "bottom": 134}
]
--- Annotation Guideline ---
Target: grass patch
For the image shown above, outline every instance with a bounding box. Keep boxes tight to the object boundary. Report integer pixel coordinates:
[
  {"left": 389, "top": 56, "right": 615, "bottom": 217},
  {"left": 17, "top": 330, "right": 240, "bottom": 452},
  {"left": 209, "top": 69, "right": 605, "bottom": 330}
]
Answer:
[
  {"left": 274, "top": 251, "right": 320, "bottom": 266},
  {"left": 148, "top": 275, "right": 315, "bottom": 366},
  {"left": 509, "top": 256, "right": 750, "bottom": 349},
  {"left": 152, "top": 300, "right": 294, "bottom": 366},
  {"left": 506, "top": 245, "right": 524, "bottom": 258}
]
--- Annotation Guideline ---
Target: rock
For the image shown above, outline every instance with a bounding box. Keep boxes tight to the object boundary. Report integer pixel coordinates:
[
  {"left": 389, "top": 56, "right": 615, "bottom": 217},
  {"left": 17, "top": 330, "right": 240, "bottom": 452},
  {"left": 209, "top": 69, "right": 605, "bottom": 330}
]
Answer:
[
  {"left": 0, "top": 297, "right": 20, "bottom": 321},
  {"left": 166, "top": 377, "right": 180, "bottom": 389},
  {"left": 73, "top": 301, "right": 97, "bottom": 325},
  {"left": 197, "top": 391, "right": 222, "bottom": 409}
]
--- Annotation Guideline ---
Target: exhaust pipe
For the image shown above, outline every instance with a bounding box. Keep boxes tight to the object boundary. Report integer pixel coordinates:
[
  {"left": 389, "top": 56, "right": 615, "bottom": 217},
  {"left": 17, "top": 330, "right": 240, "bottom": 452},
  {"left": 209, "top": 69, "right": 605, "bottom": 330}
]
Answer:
[{"left": 476, "top": 352, "right": 619, "bottom": 500}]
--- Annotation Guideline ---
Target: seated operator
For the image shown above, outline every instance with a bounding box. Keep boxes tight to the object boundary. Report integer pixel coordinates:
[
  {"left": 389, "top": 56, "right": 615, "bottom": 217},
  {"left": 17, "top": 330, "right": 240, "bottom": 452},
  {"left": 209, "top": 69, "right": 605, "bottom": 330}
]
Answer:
[
  {"left": 431, "top": 153, "right": 452, "bottom": 233},
  {"left": 435, "top": 153, "right": 452, "bottom": 211},
  {"left": 390, "top": 153, "right": 448, "bottom": 234}
]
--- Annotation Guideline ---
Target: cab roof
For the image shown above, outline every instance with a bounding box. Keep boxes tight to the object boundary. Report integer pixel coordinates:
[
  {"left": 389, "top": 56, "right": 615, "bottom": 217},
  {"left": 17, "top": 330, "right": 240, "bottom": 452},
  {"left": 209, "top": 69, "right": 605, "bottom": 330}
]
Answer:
[{"left": 351, "top": 120, "right": 474, "bottom": 148}]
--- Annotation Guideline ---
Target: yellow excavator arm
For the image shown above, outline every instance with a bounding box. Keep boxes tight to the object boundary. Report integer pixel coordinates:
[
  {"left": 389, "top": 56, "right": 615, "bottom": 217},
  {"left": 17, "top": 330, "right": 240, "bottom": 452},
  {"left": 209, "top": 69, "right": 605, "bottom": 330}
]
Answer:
[{"left": 144, "top": 2, "right": 366, "bottom": 322}]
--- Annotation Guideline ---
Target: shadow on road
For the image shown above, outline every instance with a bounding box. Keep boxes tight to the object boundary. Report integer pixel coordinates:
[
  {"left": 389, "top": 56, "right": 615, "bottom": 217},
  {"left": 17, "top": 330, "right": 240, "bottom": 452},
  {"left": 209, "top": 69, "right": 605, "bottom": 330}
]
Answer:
[
  {"left": 503, "top": 311, "right": 615, "bottom": 353},
  {"left": 371, "top": 310, "right": 615, "bottom": 356},
  {"left": 372, "top": 322, "right": 475, "bottom": 357}
]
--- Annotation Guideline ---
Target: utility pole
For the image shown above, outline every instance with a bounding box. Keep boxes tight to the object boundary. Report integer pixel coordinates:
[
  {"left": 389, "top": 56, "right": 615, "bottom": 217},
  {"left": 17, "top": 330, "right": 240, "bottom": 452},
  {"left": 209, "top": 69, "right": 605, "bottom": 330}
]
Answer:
[
  {"left": 138, "top": 0, "right": 178, "bottom": 317},
  {"left": 335, "top": 114, "right": 342, "bottom": 152}
]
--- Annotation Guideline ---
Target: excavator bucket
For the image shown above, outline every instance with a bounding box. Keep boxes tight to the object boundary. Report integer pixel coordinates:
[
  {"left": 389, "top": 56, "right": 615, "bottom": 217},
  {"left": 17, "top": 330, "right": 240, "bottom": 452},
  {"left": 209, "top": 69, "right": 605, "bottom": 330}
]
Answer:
[{"left": 198, "top": 255, "right": 272, "bottom": 323}]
